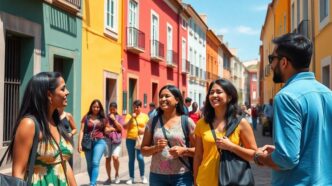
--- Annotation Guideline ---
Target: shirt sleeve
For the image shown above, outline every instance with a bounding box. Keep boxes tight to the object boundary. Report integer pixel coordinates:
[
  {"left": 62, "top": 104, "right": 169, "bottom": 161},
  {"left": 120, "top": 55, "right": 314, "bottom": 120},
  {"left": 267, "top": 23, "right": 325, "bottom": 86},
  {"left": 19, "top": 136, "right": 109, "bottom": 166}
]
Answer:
[
  {"left": 124, "top": 114, "right": 132, "bottom": 124},
  {"left": 81, "top": 115, "right": 87, "bottom": 123},
  {"left": 271, "top": 93, "right": 302, "bottom": 170}
]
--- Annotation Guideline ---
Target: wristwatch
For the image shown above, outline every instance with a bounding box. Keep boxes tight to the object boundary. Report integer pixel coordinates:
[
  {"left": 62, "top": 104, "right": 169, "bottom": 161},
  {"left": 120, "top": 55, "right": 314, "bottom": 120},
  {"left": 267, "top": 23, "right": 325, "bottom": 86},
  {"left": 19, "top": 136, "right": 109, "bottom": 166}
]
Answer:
[{"left": 254, "top": 152, "right": 263, "bottom": 166}]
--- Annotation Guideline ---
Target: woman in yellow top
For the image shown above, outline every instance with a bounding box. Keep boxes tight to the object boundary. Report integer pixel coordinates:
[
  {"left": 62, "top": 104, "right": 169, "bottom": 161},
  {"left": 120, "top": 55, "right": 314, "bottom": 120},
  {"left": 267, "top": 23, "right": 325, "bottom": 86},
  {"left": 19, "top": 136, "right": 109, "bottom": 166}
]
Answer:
[
  {"left": 124, "top": 99, "right": 149, "bottom": 184},
  {"left": 194, "top": 79, "right": 257, "bottom": 186}
]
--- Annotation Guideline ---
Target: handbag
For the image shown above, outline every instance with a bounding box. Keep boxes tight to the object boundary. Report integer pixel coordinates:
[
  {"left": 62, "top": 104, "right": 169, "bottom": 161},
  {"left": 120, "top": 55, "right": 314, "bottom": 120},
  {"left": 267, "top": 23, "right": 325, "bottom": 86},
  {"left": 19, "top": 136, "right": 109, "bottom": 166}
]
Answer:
[
  {"left": 0, "top": 116, "right": 40, "bottom": 186},
  {"left": 209, "top": 116, "right": 255, "bottom": 186},
  {"left": 135, "top": 134, "right": 143, "bottom": 150},
  {"left": 108, "top": 131, "right": 122, "bottom": 144},
  {"left": 82, "top": 116, "right": 96, "bottom": 151},
  {"left": 133, "top": 117, "right": 143, "bottom": 150}
]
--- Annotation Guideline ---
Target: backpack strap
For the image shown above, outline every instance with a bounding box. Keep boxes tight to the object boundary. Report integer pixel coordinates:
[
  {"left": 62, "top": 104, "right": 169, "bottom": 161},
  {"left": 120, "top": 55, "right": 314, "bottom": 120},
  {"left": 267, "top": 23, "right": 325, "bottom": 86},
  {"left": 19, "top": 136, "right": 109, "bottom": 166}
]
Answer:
[
  {"left": 150, "top": 115, "right": 160, "bottom": 142},
  {"left": 181, "top": 115, "right": 190, "bottom": 149}
]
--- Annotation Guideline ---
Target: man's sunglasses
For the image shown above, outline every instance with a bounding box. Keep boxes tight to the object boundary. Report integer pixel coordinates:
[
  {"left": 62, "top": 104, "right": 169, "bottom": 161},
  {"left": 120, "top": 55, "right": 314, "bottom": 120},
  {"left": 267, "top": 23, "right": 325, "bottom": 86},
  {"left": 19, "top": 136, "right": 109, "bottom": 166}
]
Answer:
[{"left": 268, "top": 54, "right": 282, "bottom": 64}]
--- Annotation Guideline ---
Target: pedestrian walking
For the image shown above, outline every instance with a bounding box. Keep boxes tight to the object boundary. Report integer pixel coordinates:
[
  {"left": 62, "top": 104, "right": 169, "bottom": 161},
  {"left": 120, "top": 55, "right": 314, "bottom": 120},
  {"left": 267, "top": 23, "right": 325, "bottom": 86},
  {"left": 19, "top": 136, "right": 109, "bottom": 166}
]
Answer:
[
  {"left": 103, "top": 102, "right": 124, "bottom": 185},
  {"left": 183, "top": 97, "right": 192, "bottom": 115},
  {"left": 189, "top": 102, "right": 201, "bottom": 124},
  {"left": 263, "top": 99, "right": 273, "bottom": 136},
  {"left": 254, "top": 33, "right": 332, "bottom": 185},
  {"left": 7, "top": 72, "right": 77, "bottom": 185},
  {"left": 124, "top": 100, "right": 149, "bottom": 184},
  {"left": 148, "top": 102, "right": 158, "bottom": 119},
  {"left": 58, "top": 106, "right": 77, "bottom": 167},
  {"left": 251, "top": 105, "right": 258, "bottom": 130},
  {"left": 141, "top": 85, "right": 196, "bottom": 186},
  {"left": 194, "top": 79, "right": 257, "bottom": 186},
  {"left": 78, "top": 99, "right": 111, "bottom": 186}
]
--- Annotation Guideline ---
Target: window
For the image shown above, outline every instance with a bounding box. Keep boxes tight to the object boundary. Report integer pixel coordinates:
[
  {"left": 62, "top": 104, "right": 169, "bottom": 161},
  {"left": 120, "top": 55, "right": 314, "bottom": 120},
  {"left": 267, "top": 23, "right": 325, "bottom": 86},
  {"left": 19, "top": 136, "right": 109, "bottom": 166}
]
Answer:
[
  {"left": 181, "top": 17, "right": 187, "bottom": 29},
  {"left": 128, "top": 0, "right": 138, "bottom": 28},
  {"left": 319, "top": 0, "right": 330, "bottom": 29},
  {"left": 105, "top": 0, "right": 118, "bottom": 36},
  {"left": 167, "top": 23, "right": 173, "bottom": 63},
  {"left": 321, "top": 56, "right": 331, "bottom": 88},
  {"left": 151, "top": 11, "right": 159, "bottom": 56},
  {"left": 320, "top": 0, "right": 329, "bottom": 21}
]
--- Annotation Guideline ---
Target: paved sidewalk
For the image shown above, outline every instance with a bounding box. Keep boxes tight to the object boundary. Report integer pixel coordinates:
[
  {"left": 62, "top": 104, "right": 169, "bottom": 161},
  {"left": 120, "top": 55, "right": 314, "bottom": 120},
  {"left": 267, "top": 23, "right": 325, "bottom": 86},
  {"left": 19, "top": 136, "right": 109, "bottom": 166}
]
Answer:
[{"left": 75, "top": 155, "right": 151, "bottom": 186}]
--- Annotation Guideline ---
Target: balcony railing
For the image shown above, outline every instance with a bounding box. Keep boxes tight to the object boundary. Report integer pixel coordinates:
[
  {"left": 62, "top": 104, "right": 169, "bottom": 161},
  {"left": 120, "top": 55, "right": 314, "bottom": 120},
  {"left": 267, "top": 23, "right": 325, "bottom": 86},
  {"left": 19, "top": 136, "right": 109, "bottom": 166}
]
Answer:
[
  {"left": 297, "top": 19, "right": 311, "bottom": 39},
  {"left": 151, "top": 40, "right": 164, "bottom": 61},
  {"left": 166, "top": 50, "right": 178, "bottom": 67},
  {"left": 127, "top": 27, "right": 145, "bottom": 53},
  {"left": 182, "top": 59, "right": 190, "bottom": 74},
  {"left": 49, "top": 0, "right": 81, "bottom": 13}
]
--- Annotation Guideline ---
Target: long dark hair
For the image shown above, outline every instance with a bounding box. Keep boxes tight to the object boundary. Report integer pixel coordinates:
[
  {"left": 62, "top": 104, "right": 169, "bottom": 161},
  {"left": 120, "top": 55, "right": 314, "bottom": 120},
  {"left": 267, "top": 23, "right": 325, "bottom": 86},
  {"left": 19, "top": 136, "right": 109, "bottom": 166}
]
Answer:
[
  {"left": 86, "top": 99, "right": 106, "bottom": 119},
  {"left": 157, "top": 85, "right": 185, "bottom": 116},
  {"left": 203, "top": 79, "right": 239, "bottom": 126},
  {"left": 8, "top": 72, "right": 70, "bottom": 159}
]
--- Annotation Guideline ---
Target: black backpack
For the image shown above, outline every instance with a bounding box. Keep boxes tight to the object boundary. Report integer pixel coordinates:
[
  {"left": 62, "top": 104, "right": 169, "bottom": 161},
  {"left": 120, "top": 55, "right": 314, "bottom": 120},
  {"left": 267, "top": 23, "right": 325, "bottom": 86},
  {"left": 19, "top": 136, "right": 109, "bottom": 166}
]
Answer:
[{"left": 150, "top": 114, "right": 193, "bottom": 172}]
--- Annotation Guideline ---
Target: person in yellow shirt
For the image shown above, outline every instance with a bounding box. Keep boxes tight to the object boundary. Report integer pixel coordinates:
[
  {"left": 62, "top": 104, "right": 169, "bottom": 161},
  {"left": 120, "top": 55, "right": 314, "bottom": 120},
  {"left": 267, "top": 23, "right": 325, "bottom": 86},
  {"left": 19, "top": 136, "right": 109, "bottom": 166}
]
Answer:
[
  {"left": 124, "top": 100, "right": 149, "bottom": 184},
  {"left": 194, "top": 79, "right": 257, "bottom": 186}
]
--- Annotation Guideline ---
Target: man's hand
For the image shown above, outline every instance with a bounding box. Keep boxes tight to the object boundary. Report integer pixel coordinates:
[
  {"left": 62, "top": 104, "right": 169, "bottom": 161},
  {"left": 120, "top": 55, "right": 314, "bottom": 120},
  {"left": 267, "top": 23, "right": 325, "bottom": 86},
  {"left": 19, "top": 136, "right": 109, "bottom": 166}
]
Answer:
[{"left": 259, "top": 144, "right": 275, "bottom": 154}]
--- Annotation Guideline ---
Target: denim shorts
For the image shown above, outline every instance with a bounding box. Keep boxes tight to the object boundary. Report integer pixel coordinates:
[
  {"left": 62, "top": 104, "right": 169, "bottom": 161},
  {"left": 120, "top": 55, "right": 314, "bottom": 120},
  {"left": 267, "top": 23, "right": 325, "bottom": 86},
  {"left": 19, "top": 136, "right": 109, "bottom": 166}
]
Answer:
[
  {"left": 149, "top": 171, "right": 193, "bottom": 186},
  {"left": 104, "top": 139, "right": 121, "bottom": 158}
]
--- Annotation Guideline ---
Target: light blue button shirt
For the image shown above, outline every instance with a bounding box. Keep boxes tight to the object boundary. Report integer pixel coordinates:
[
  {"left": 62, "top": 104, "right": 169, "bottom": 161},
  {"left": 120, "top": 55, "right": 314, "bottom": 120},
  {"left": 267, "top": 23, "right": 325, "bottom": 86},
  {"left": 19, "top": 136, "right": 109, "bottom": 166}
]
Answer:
[{"left": 271, "top": 72, "right": 332, "bottom": 186}]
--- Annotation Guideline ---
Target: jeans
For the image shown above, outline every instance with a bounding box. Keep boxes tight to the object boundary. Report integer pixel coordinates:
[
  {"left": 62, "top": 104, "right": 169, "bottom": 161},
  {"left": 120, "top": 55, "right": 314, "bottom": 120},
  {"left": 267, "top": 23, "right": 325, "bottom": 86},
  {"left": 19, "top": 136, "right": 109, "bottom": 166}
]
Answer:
[
  {"left": 252, "top": 117, "right": 257, "bottom": 130},
  {"left": 85, "top": 139, "right": 106, "bottom": 186},
  {"left": 126, "top": 139, "right": 145, "bottom": 178},
  {"left": 149, "top": 172, "right": 193, "bottom": 186}
]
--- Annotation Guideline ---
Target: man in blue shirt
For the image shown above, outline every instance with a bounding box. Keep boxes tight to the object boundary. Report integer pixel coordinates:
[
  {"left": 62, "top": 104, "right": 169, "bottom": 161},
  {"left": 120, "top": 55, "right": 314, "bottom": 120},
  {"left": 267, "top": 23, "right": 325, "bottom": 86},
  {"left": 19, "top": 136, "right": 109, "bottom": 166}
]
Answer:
[{"left": 254, "top": 33, "right": 332, "bottom": 185}]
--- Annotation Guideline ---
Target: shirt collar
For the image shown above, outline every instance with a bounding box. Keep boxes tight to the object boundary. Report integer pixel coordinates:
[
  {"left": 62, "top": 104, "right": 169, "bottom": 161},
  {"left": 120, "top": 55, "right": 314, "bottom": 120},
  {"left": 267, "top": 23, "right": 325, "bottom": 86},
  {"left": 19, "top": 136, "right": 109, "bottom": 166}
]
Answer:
[{"left": 283, "top": 72, "right": 315, "bottom": 88}]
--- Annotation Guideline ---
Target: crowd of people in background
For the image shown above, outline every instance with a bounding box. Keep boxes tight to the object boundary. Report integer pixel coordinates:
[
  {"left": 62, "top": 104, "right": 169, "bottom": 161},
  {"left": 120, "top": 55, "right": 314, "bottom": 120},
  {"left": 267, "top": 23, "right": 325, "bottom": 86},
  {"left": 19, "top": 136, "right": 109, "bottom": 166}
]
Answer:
[{"left": 3, "top": 33, "right": 331, "bottom": 186}]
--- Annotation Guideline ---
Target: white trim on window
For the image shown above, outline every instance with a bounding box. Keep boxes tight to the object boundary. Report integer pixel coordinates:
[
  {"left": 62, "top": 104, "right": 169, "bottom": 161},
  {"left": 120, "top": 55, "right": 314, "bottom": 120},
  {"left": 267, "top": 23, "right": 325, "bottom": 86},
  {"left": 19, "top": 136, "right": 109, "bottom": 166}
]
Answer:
[
  {"left": 321, "top": 56, "right": 331, "bottom": 88},
  {"left": 151, "top": 10, "right": 159, "bottom": 56},
  {"left": 128, "top": 0, "right": 139, "bottom": 28},
  {"left": 319, "top": 0, "right": 330, "bottom": 30},
  {"left": 104, "top": 0, "right": 118, "bottom": 39}
]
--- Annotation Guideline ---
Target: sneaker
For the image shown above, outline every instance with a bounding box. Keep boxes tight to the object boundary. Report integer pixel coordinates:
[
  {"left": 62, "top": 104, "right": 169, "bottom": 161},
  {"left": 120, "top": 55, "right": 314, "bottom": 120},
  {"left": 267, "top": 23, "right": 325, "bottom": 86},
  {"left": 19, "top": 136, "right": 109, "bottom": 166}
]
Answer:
[
  {"left": 103, "top": 178, "right": 112, "bottom": 185},
  {"left": 114, "top": 176, "right": 120, "bottom": 184},
  {"left": 141, "top": 176, "right": 148, "bottom": 184},
  {"left": 126, "top": 178, "right": 134, "bottom": 185}
]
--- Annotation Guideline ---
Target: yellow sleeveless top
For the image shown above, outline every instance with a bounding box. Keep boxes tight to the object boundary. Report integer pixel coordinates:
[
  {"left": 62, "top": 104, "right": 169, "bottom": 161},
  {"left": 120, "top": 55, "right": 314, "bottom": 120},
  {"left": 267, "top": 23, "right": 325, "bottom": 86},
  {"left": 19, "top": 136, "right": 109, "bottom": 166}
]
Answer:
[{"left": 194, "top": 118, "right": 241, "bottom": 186}]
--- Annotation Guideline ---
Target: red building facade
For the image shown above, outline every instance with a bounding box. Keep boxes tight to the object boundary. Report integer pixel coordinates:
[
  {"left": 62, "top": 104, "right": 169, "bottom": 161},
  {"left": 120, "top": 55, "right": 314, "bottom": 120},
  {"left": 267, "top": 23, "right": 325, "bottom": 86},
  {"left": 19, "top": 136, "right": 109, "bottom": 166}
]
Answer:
[{"left": 122, "top": 0, "right": 189, "bottom": 114}]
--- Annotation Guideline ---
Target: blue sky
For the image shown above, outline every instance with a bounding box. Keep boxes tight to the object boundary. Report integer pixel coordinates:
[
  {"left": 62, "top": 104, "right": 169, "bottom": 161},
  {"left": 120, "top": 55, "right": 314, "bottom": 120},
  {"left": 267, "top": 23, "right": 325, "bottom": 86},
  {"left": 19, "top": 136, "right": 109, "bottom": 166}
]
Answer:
[{"left": 183, "top": 0, "right": 271, "bottom": 61}]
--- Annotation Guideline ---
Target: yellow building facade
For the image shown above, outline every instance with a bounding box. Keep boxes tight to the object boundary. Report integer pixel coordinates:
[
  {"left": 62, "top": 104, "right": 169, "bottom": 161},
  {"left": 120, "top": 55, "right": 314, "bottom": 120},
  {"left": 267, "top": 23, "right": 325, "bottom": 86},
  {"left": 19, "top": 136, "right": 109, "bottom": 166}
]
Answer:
[
  {"left": 260, "top": 0, "right": 290, "bottom": 104},
  {"left": 313, "top": 0, "right": 332, "bottom": 89},
  {"left": 81, "top": 0, "right": 123, "bottom": 116}
]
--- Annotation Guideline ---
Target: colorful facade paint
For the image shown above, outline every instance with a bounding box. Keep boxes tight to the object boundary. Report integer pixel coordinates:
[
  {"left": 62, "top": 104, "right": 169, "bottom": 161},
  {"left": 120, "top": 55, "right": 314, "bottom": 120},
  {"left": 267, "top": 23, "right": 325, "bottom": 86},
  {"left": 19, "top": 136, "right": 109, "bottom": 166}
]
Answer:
[
  {"left": 122, "top": 0, "right": 186, "bottom": 114},
  {"left": 82, "top": 0, "right": 123, "bottom": 116},
  {"left": 0, "top": 0, "right": 82, "bottom": 169},
  {"left": 206, "top": 29, "right": 221, "bottom": 86},
  {"left": 313, "top": 0, "right": 332, "bottom": 89},
  {"left": 184, "top": 4, "right": 207, "bottom": 108}
]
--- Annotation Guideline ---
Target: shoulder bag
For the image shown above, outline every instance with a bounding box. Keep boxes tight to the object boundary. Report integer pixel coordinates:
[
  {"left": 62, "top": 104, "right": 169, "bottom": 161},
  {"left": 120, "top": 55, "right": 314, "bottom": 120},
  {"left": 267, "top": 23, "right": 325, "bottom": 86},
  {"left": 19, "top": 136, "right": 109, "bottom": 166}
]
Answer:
[
  {"left": 209, "top": 116, "right": 255, "bottom": 186},
  {"left": 82, "top": 116, "right": 96, "bottom": 151},
  {"left": 134, "top": 117, "right": 143, "bottom": 150},
  {"left": 0, "top": 116, "right": 40, "bottom": 186}
]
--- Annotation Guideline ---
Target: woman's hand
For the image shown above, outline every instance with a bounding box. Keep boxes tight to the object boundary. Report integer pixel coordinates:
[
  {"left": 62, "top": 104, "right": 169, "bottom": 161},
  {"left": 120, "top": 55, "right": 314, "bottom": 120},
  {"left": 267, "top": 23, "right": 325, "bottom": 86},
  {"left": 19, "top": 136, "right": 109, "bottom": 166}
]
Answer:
[
  {"left": 216, "top": 136, "right": 236, "bottom": 151},
  {"left": 169, "top": 146, "right": 186, "bottom": 157},
  {"left": 78, "top": 144, "right": 82, "bottom": 153},
  {"left": 154, "top": 139, "right": 168, "bottom": 153}
]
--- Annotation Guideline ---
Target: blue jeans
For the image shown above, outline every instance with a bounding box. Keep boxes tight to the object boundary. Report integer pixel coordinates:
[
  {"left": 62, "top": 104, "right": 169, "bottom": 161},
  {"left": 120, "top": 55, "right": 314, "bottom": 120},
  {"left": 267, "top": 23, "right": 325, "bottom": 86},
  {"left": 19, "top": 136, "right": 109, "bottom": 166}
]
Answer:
[
  {"left": 252, "top": 117, "right": 257, "bottom": 130},
  {"left": 126, "top": 139, "right": 145, "bottom": 178},
  {"left": 84, "top": 139, "right": 106, "bottom": 186},
  {"left": 149, "top": 172, "right": 193, "bottom": 186}
]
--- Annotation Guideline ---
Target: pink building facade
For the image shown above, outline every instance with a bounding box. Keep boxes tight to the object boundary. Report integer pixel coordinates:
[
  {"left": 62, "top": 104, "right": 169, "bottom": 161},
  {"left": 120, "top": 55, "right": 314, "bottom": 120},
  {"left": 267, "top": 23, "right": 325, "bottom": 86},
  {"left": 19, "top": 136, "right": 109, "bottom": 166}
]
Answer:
[{"left": 122, "top": 0, "right": 189, "bottom": 114}]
